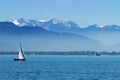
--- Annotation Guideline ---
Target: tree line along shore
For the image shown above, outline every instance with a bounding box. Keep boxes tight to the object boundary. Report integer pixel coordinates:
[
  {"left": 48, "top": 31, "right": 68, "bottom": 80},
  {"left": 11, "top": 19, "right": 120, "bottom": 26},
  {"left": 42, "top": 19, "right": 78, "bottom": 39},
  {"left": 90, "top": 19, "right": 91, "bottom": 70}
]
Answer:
[{"left": 0, "top": 51, "right": 120, "bottom": 55}]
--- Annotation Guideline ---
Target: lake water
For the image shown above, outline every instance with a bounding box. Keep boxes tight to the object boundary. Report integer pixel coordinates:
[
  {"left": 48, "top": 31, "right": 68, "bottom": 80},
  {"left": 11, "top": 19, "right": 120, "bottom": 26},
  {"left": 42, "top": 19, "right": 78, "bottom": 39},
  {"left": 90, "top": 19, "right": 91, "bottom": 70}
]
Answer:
[{"left": 0, "top": 55, "right": 120, "bottom": 80}]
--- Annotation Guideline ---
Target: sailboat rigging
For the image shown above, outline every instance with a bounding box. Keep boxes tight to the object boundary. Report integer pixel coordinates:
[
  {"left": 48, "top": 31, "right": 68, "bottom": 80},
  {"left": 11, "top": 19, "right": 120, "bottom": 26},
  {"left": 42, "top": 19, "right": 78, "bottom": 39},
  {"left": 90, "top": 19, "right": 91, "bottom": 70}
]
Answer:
[{"left": 14, "top": 43, "right": 25, "bottom": 61}]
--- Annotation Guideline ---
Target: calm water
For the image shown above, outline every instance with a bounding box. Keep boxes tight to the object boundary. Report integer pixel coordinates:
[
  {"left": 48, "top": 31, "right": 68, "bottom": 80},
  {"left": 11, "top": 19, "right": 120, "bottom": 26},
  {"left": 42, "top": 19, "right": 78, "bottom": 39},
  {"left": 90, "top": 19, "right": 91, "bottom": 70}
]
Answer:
[{"left": 0, "top": 55, "right": 120, "bottom": 80}]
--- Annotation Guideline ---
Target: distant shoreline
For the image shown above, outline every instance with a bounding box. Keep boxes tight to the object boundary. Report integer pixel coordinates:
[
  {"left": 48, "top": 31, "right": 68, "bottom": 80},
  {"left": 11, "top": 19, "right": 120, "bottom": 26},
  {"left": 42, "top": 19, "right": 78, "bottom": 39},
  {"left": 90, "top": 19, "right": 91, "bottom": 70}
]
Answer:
[{"left": 0, "top": 51, "right": 120, "bottom": 55}]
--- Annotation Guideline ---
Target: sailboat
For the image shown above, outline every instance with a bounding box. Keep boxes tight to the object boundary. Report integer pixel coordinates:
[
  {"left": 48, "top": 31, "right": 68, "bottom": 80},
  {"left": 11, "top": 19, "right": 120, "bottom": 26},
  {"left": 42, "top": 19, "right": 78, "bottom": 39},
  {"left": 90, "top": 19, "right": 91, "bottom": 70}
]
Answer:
[{"left": 14, "top": 43, "right": 25, "bottom": 61}]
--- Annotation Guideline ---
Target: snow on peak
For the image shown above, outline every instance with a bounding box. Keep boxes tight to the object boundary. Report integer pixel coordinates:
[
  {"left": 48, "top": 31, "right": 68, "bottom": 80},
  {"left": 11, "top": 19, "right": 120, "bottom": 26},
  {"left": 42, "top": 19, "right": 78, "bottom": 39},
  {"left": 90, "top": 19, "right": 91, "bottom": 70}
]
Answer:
[
  {"left": 12, "top": 18, "right": 28, "bottom": 26},
  {"left": 89, "top": 24, "right": 120, "bottom": 30},
  {"left": 13, "top": 19, "right": 20, "bottom": 25},
  {"left": 12, "top": 18, "right": 80, "bottom": 30},
  {"left": 50, "top": 18, "right": 63, "bottom": 24},
  {"left": 66, "top": 21, "right": 79, "bottom": 28},
  {"left": 12, "top": 18, "right": 40, "bottom": 27},
  {"left": 98, "top": 24, "right": 107, "bottom": 28},
  {"left": 97, "top": 24, "right": 120, "bottom": 29},
  {"left": 39, "top": 20, "right": 48, "bottom": 22}
]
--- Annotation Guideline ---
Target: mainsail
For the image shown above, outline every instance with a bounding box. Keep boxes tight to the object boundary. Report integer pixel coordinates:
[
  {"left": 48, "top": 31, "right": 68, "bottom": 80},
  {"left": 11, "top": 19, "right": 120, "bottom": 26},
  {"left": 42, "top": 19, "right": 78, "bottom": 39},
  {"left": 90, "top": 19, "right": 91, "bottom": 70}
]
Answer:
[{"left": 18, "top": 43, "right": 25, "bottom": 59}]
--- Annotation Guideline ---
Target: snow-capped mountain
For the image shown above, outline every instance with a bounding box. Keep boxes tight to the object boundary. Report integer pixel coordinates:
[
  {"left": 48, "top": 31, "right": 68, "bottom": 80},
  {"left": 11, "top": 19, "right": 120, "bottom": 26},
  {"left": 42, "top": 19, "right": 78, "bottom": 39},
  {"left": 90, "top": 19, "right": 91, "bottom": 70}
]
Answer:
[
  {"left": 13, "top": 18, "right": 42, "bottom": 27},
  {"left": 11, "top": 18, "right": 120, "bottom": 49},
  {"left": 12, "top": 18, "right": 80, "bottom": 32},
  {"left": 81, "top": 24, "right": 120, "bottom": 33},
  {"left": 78, "top": 24, "right": 120, "bottom": 46},
  {"left": 2, "top": 18, "right": 120, "bottom": 51},
  {"left": 13, "top": 18, "right": 120, "bottom": 33},
  {"left": 0, "top": 21, "right": 104, "bottom": 51}
]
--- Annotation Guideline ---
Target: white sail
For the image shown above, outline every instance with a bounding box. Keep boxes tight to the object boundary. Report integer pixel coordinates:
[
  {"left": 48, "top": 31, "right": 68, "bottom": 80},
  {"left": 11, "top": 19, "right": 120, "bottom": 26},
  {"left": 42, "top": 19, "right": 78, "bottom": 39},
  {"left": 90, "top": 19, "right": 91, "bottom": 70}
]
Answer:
[{"left": 18, "top": 43, "right": 25, "bottom": 59}]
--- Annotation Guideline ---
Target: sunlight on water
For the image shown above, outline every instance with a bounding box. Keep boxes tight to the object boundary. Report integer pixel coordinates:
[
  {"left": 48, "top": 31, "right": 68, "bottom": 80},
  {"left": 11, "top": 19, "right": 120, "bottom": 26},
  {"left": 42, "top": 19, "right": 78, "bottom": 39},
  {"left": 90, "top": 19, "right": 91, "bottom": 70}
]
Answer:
[{"left": 0, "top": 55, "right": 120, "bottom": 80}]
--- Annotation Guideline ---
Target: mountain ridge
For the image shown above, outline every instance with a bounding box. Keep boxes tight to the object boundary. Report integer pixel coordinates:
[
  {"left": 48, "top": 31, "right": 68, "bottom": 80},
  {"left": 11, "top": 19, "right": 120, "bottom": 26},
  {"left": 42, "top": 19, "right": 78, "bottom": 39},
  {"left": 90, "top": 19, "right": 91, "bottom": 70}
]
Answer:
[
  {"left": 0, "top": 21, "right": 104, "bottom": 51},
  {"left": 1, "top": 18, "right": 120, "bottom": 51}
]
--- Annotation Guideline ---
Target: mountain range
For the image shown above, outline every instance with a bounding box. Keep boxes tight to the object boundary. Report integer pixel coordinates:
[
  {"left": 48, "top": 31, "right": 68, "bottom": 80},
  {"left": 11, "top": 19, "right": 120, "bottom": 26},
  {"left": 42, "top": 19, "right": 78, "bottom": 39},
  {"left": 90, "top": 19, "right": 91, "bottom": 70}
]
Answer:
[
  {"left": 0, "top": 21, "right": 103, "bottom": 51},
  {"left": 0, "top": 18, "right": 120, "bottom": 51},
  {"left": 12, "top": 18, "right": 120, "bottom": 46}
]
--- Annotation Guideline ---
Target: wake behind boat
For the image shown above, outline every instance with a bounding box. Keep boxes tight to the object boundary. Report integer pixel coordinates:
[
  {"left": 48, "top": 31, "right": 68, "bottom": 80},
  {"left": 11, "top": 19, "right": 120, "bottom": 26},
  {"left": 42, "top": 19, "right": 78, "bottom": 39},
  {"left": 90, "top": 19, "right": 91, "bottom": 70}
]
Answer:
[{"left": 14, "top": 43, "right": 25, "bottom": 61}]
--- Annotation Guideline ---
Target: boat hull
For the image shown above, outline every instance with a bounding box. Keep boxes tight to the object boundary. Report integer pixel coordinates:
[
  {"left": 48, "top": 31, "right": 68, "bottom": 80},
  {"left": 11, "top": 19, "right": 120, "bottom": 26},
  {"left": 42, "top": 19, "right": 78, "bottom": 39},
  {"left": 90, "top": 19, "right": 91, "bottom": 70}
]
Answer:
[{"left": 14, "top": 58, "right": 25, "bottom": 61}]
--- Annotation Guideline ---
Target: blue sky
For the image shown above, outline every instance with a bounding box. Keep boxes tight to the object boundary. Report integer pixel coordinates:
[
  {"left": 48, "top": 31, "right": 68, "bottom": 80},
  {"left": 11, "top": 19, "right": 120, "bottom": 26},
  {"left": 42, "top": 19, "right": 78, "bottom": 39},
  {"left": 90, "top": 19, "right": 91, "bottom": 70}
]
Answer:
[{"left": 0, "top": 0, "right": 120, "bottom": 27}]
